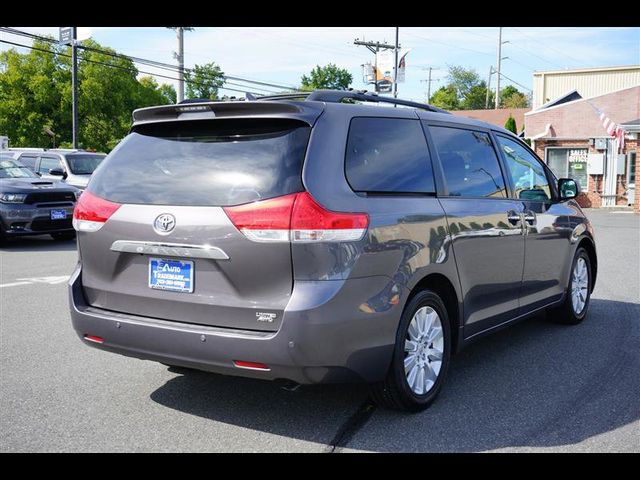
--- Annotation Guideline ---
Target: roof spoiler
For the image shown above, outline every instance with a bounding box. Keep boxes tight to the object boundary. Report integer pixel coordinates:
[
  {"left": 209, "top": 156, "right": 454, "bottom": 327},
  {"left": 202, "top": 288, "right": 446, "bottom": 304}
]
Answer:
[{"left": 131, "top": 101, "right": 323, "bottom": 127}]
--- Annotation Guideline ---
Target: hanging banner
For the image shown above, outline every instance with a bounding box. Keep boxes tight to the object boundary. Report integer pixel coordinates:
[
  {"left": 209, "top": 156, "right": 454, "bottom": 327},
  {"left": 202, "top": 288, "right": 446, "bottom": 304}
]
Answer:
[{"left": 396, "top": 49, "right": 411, "bottom": 83}]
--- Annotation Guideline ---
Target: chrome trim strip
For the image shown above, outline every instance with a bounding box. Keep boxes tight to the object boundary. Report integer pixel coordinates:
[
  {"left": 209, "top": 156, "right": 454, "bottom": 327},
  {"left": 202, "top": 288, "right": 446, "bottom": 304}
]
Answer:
[{"left": 110, "top": 240, "right": 229, "bottom": 260}]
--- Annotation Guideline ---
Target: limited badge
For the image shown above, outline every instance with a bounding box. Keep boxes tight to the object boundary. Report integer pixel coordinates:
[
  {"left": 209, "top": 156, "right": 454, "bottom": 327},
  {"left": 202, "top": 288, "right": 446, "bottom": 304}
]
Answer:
[{"left": 256, "top": 312, "right": 277, "bottom": 323}]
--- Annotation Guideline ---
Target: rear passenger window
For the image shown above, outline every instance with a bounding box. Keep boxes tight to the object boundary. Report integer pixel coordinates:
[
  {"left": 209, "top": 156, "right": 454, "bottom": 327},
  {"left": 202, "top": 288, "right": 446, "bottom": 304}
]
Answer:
[
  {"left": 18, "top": 154, "right": 38, "bottom": 170},
  {"left": 430, "top": 126, "right": 506, "bottom": 198},
  {"left": 345, "top": 118, "right": 435, "bottom": 193}
]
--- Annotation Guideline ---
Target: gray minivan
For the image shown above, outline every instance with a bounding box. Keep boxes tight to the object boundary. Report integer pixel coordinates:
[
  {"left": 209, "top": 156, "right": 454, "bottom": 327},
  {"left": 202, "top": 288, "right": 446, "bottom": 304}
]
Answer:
[{"left": 69, "top": 90, "right": 596, "bottom": 411}]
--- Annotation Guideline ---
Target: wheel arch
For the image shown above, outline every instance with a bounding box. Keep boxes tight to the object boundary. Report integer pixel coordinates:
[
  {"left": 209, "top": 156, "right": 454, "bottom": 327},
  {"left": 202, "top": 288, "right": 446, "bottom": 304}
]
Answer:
[
  {"left": 577, "top": 236, "right": 597, "bottom": 292},
  {"left": 406, "top": 273, "right": 462, "bottom": 354}
]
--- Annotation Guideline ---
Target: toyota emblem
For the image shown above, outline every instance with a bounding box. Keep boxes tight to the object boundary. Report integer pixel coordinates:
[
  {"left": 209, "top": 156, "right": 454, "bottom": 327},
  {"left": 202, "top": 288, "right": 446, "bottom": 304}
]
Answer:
[{"left": 154, "top": 213, "right": 176, "bottom": 235}]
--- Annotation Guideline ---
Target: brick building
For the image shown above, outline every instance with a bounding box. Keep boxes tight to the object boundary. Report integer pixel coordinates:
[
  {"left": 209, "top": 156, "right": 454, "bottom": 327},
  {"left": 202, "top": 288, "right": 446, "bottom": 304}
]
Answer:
[
  {"left": 451, "top": 108, "right": 529, "bottom": 133},
  {"left": 525, "top": 85, "right": 639, "bottom": 211}
]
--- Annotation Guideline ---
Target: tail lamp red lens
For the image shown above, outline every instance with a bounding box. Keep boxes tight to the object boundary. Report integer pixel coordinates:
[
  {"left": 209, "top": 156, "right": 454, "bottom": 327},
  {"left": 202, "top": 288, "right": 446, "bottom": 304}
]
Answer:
[
  {"left": 223, "top": 192, "right": 368, "bottom": 243},
  {"left": 73, "top": 191, "right": 121, "bottom": 232}
]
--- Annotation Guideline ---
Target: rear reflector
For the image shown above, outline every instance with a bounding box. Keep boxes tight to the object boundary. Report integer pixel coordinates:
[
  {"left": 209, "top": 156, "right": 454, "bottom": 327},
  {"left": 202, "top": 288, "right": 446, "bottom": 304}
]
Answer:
[
  {"left": 84, "top": 334, "right": 104, "bottom": 344},
  {"left": 223, "top": 192, "right": 368, "bottom": 243},
  {"left": 233, "top": 360, "right": 270, "bottom": 371},
  {"left": 73, "top": 191, "right": 122, "bottom": 232}
]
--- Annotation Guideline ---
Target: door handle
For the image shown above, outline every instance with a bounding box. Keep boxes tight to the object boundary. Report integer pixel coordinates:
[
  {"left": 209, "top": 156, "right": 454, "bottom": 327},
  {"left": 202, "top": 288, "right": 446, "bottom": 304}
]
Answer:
[
  {"left": 506, "top": 211, "right": 522, "bottom": 226},
  {"left": 523, "top": 211, "right": 536, "bottom": 225}
]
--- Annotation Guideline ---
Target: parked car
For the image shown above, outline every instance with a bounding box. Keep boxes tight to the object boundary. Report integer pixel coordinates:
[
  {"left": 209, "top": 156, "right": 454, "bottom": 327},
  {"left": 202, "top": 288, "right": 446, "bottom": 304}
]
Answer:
[
  {"left": 1, "top": 148, "right": 106, "bottom": 190},
  {"left": 68, "top": 90, "right": 597, "bottom": 411},
  {"left": 0, "top": 154, "right": 79, "bottom": 242}
]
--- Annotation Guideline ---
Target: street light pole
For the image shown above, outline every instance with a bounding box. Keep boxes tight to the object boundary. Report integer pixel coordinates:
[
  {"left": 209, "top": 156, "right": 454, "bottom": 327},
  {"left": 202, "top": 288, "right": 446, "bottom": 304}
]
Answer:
[
  {"left": 393, "top": 27, "right": 399, "bottom": 99},
  {"left": 495, "top": 27, "right": 502, "bottom": 110},
  {"left": 71, "top": 27, "right": 78, "bottom": 148}
]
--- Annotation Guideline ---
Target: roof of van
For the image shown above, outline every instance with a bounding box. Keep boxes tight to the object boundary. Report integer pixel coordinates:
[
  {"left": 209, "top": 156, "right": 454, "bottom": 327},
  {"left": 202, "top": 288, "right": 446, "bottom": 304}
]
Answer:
[{"left": 131, "top": 89, "right": 517, "bottom": 138}]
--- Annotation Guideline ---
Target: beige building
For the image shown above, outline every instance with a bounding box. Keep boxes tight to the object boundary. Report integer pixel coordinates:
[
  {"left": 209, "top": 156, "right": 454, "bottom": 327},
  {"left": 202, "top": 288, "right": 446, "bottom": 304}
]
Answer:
[{"left": 532, "top": 65, "right": 640, "bottom": 110}]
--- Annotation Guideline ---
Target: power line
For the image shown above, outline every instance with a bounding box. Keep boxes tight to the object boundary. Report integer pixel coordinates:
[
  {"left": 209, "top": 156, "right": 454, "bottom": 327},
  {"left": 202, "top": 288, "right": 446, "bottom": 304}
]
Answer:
[
  {"left": 509, "top": 27, "right": 584, "bottom": 66},
  {"left": 0, "top": 27, "right": 300, "bottom": 92},
  {"left": 0, "top": 39, "right": 266, "bottom": 96},
  {"left": 403, "top": 31, "right": 494, "bottom": 57}
]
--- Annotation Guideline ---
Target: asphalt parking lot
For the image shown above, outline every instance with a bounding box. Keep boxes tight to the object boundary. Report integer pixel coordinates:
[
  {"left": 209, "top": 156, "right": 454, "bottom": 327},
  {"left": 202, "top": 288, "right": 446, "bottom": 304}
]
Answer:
[{"left": 1, "top": 209, "right": 638, "bottom": 452}]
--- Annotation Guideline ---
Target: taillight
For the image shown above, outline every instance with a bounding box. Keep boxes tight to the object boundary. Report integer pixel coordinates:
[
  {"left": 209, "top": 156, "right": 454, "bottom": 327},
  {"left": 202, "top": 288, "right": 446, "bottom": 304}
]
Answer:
[
  {"left": 223, "top": 192, "right": 368, "bottom": 243},
  {"left": 72, "top": 191, "right": 121, "bottom": 232}
]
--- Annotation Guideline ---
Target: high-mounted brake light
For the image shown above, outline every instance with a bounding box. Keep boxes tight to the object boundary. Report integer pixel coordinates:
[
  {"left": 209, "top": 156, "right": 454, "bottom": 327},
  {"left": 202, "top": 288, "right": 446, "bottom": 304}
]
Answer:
[
  {"left": 223, "top": 192, "right": 368, "bottom": 243},
  {"left": 73, "top": 191, "right": 121, "bottom": 232}
]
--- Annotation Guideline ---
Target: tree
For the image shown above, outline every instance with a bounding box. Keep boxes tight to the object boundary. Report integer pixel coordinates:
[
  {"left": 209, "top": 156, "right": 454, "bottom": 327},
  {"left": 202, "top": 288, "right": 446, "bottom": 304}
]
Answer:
[
  {"left": 429, "top": 85, "right": 459, "bottom": 110},
  {"left": 461, "top": 81, "right": 493, "bottom": 110},
  {"left": 0, "top": 38, "right": 175, "bottom": 152},
  {"left": 300, "top": 64, "right": 352, "bottom": 91},
  {"left": 447, "top": 66, "right": 481, "bottom": 101},
  {"left": 504, "top": 114, "right": 517, "bottom": 134},
  {"left": 184, "top": 62, "right": 224, "bottom": 100},
  {"left": 500, "top": 85, "right": 529, "bottom": 108}
]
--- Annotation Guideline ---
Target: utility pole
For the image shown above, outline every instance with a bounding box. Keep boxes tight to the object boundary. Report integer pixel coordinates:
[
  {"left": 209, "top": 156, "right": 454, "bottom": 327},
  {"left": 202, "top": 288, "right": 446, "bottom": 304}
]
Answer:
[
  {"left": 486, "top": 66, "right": 494, "bottom": 109},
  {"left": 168, "top": 27, "right": 194, "bottom": 103},
  {"left": 71, "top": 27, "right": 78, "bottom": 148},
  {"left": 393, "top": 27, "right": 399, "bottom": 99},
  {"left": 353, "top": 38, "right": 399, "bottom": 94},
  {"left": 420, "top": 67, "right": 440, "bottom": 103},
  {"left": 495, "top": 27, "right": 502, "bottom": 110}
]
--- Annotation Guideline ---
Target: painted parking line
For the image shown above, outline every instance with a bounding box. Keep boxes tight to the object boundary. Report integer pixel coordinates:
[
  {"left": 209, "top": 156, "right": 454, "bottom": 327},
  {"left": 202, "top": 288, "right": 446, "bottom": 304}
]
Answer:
[{"left": 0, "top": 275, "right": 70, "bottom": 289}]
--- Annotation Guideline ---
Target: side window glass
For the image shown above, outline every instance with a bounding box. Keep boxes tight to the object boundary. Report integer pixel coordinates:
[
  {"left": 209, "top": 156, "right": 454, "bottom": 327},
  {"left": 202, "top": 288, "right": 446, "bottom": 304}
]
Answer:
[
  {"left": 346, "top": 117, "right": 435, "bottom": 193},
  {"left": 430, "top": 126, "right": 506, "bottom": 198},
  {"left": 38, "top": 156, "right": 62, "bottom": 174},
  {"left": 497, "top": 135, "right": 551, "bottom": 201},
  {"left": 18, "top": 154, "right": 38, "bottom": 170}
]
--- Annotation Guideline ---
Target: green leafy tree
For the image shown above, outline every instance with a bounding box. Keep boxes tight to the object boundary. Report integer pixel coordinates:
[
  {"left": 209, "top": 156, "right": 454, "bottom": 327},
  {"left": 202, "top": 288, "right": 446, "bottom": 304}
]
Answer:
[
  {"left": 461, "top": 81, "right": 493, "bottom": 110},
  {"left": 0, "top": 38, "right": 175, "bottom": 152},
  {"left": 429, "top": 85, "right": 459, "bottom": 110},
  {"left": 447, "top": 66, "right": 481, "bottom": 101},
  {"left": 184, "top": 62, "right": 224, "bottom": 100},
  {"left": 300, "top": 64, "right": 352, "bottom": 91},
  {"left": 504, "top": 114, "right": 517, "bottom": 134},
  {"left": 500, "top": 85, "right": 529, "bottom": 108},
  {"left": 158, "top": 83, "right": 177, "bottom": 104}
]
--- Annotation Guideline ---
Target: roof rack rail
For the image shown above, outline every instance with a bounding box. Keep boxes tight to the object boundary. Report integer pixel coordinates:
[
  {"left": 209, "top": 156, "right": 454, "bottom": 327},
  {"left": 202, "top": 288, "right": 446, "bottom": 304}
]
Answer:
[{"left": 305, "top": 89, "right": 450, "bottom": 114}]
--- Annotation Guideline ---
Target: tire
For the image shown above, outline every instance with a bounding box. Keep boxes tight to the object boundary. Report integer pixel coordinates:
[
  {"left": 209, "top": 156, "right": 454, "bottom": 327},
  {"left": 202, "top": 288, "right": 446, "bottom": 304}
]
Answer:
[
  {"left": 370, "top": 289, "right": 452, "bottom": 412},
  {"left": 547, "top": 247, "right": 592, "bottom": 325},
  {"left": 50, "top": 231, "right": 76, "bottom": 241}
]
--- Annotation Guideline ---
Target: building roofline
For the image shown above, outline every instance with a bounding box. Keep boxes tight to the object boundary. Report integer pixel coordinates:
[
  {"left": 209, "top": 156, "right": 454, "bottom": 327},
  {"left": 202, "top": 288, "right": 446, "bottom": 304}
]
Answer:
[
  {"left": 526, "top": 85, "right": 640, "bottom": 116},
  {"left": 533, "top": 64, "right": 640, "bottom": 76}
]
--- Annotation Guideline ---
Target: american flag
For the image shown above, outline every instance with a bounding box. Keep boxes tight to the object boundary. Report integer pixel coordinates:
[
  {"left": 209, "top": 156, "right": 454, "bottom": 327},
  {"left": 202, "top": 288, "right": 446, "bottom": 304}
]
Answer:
[{"left": 590, "top": 102, "right": 626, "bottom": 152}]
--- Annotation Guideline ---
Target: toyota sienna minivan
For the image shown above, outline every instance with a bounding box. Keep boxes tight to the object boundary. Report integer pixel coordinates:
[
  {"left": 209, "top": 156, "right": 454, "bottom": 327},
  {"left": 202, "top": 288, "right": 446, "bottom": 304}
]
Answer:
[{"left": 69, "top": 90, "right": 596, "bottom": 411}]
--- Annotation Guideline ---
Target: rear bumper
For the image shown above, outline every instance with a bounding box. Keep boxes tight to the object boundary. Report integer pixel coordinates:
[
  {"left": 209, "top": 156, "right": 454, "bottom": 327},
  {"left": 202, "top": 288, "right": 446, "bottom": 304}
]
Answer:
[{"left": 68, "top": 265, "right": 404, "bottom": 384}]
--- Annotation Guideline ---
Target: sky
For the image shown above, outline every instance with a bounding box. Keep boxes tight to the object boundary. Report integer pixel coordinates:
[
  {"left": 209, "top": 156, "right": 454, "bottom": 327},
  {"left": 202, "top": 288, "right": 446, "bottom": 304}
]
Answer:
[{"left": 2, "top": 26, "right": 639, "bottom": 103}]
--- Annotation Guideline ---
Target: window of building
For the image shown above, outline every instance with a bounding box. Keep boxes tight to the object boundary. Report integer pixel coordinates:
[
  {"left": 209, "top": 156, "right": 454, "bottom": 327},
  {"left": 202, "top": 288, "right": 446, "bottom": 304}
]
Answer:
[
  {"left": 546, "top": 148, "right": 588, "bottom": 191},
  {"left": 628, "top": 151, "right": 636, "bottom": 185},
  {"left": 429, "top": 126, "right": 506, "bottom": 198}
]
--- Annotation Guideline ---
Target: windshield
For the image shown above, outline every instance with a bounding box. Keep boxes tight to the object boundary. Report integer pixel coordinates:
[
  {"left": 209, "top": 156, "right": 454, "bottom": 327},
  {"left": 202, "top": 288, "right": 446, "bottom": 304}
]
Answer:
[
  {"left": 66, "top": 154, "right": 105, "bottom": 175},
  {"left": 0, "top": 160, "right": 39, "bottom": 179},
  {"left": 88, "top": 119, "right": 311, "bottom": 206}
]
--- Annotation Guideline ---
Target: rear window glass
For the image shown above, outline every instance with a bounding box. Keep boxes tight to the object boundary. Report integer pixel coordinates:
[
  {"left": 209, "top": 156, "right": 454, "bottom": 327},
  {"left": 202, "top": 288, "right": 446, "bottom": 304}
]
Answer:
[
  {"left": 66, "top": 154, "right": 105, "bottom": 175},
  {"left": 88, "top": 119, "right": 311, "bottom": 206},
  {"left": 345, "top": 117, "right": 435, "bottom": 193}
]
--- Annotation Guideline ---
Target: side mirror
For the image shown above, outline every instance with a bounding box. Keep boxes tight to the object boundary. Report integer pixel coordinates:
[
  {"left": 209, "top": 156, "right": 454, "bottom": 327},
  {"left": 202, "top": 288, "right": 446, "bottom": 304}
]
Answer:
[
  {"left": 49, "top": 168, "right": 67, "bottom": 179},
  {"left": 558, "top": 178, "right": 580, "bottom": 200}
]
